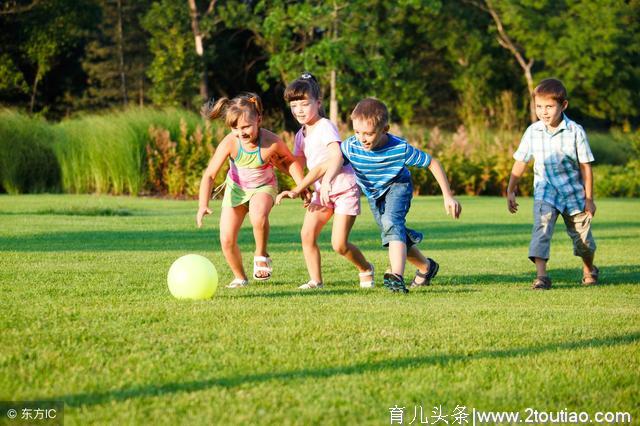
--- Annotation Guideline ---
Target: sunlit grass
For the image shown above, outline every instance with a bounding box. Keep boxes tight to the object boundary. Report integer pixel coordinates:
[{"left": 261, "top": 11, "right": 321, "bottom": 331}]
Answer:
[{"left": 0, "top": 195, "right": 638, "bottom": 425}]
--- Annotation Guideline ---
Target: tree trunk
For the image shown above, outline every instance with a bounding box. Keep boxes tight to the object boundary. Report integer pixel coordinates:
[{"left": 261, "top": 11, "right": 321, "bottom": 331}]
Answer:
[
  {"left": 329, "top": 69, "right": 338, "bottom": 125},
  {"left": 188, "top": 0, "right": 209, "bottom": 101},
  {"left": 523, "top": 65, "right": 536, "bottom": 123},
  {"left": 116, "top": 0, "right": 128, "bottom": 106},
  {"left": 29, "top": 72, "right": 40, "bottom": 113},
  {"left": 483, "top": 0, "right": 538, "bottom": 123},
  {"left": 329, "top": 1, "right": 339, "bottom": 125}
]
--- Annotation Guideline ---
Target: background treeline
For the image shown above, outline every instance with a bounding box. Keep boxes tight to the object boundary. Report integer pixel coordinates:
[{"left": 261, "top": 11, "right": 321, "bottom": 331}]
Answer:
[{"left": 1, "top": 0, "right": 639, "bottom": 197}]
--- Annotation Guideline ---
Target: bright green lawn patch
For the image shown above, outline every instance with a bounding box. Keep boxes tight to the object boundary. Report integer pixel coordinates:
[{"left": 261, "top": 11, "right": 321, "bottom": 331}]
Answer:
[{"left": 0, "top": 195, "right": 638, "bottom": 425}]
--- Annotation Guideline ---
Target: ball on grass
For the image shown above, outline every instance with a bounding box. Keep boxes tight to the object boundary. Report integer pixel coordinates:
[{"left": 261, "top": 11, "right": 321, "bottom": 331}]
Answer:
[{"left": 167, "top": 254, "right": 218, "bottom": 300}]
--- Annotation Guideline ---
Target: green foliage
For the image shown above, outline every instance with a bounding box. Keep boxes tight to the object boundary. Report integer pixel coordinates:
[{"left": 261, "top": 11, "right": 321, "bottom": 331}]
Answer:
[
  {"left": 52, "top": 108, "right": 201, "bottom": 194},
  {"left": 146, "top": 119, "right": 220, "bottom": 198},
  {"left": 405, "top": 125, "right": 533, "bottom": 196},
  {"left": 142, "top": 0, "right": 200, "bottom": 107},
  {"left": 80, "top": 0, "right": 153, "bottom": 109},
  {"left": 0, "top": 109, "right": 60, "bottom": 193}
]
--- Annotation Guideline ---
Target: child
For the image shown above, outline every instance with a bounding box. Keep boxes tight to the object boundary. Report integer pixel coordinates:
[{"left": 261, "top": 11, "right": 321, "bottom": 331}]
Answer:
[
  {"left": 197, "top": 93, "right": 305, "bottom": 288},
  {"left": 280, "top": 72, "right": 373, "bottom": 289},
  {"left": 507, "top": 78, "right": 598, "bottom": 290},
  {"left": 278, "top": 98, "right": 461, "bottom": 293}
]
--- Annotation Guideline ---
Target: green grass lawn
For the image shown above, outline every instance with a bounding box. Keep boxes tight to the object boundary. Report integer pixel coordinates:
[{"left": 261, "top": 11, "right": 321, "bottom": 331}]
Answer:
[{"left": 1, "top": 195, "right": 638, "bottom": 425}]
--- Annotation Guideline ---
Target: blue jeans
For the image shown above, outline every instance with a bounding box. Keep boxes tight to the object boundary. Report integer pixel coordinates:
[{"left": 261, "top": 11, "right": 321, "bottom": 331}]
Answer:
[{"left": 367, "top": 179, "right": 423, "bottom": 247}]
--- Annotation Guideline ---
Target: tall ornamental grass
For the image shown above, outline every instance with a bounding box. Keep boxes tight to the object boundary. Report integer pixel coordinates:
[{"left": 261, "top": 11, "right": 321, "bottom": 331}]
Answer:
[
  {"left": 53, "top": 108, "right": 201, "bottom": 194},
  {"left": 0, "top": 109, "right": 61, "bottom": 194}
]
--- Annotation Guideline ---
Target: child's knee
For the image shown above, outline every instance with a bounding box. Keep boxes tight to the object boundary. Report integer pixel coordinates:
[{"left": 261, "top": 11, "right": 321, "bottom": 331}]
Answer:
[
  {"left": 220, "top": 234, "right": 236, "bottom": 250},
  {"left": 300, "top": 227, "right": 316, "bottom": 246},
  {"left": 331, "top": 239, "right": 349, "bottom": 255}
]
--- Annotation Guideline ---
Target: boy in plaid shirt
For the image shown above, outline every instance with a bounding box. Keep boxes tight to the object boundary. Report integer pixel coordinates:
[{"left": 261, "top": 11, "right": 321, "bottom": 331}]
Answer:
[{"left": 507, "top": 78, "right": 598, "bottom": 289}]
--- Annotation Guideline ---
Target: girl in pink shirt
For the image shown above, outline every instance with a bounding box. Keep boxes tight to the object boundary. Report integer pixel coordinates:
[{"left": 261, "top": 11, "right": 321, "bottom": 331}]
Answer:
[{"left": 277, "top": 73, "right": 373, "bottom": 289}]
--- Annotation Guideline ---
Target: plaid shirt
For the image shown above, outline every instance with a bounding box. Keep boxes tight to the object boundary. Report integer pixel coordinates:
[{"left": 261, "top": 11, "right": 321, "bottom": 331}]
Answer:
[{"left": 514, "top": 114, "right": 594, "bottom": 215}]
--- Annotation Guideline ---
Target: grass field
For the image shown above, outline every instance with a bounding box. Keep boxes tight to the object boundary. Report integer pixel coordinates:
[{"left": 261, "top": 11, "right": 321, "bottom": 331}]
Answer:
[{"left": 1, "top": 194, "right": 638, "bottom": 425}]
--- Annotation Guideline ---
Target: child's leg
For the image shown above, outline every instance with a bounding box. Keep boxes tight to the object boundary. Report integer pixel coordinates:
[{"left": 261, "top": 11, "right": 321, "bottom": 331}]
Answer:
[
  {"left": 331, "top": 214, "right": 371, "bottom": 280},
  {"left": 534, "top": 257, "right": 548, "bottom": 277},
  {"left": 301, "top": 205, "right": 333, "bottom": 283},
  {"left": 407, "top": 244, "right": 429, "bottom": 274},
  {"left": 388, "top": 241, "right": 407, "bottom": 276},
  {"left": 529, "top": 201, "right": 559, "bottom": 277},
  {"left": 562, "top": 211, "right": 597, "bottom": 276},
  {"left": 219, "top": 205, "right": 249, "bottom": 280},
  {"left": 248, "top": 192, "right": 274, "bottom": 278}
]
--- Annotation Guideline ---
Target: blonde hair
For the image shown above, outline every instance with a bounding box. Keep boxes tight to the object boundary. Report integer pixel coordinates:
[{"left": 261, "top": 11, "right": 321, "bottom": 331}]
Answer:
[
  {"left": 201, "top": 92, "right": 263, "bottom": 127},
  {"left": 350, "top": 98, "right": 389, "bottom": 130}
]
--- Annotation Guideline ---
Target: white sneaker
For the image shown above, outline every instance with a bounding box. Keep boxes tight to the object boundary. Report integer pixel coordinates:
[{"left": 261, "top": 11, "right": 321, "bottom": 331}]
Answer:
[
  {"left": 298, "top": 280, "right": 323, "bottom": 290},
  {"left": 226, "top": 278, "right": 248, "bottom": 288}
]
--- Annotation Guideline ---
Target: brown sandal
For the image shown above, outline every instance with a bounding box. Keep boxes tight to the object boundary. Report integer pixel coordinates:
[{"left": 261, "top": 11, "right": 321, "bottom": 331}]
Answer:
[
  {"left": 532, "top": 276, "right": 552, "bottom": 290},
  {"left": 582, "top": 266, "right": 599, "bottom": 286}
]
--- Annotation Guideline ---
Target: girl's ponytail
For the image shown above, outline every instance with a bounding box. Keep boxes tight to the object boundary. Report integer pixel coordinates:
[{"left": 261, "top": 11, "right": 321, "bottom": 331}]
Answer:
[{"left": 201, "top": 97, "right": 230, "bottom": 121}]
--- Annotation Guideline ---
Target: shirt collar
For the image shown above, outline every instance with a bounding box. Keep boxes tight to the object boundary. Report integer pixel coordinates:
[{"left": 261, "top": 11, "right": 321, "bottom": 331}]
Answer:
[{"left": 532, "top": 113, "right": 569, "bottom": 134}]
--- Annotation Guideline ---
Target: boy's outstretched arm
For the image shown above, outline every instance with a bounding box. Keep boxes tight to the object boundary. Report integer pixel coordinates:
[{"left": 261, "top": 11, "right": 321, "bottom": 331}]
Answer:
[
  {"left": 428, "top": 158, "right": 461, "bottom": 219},
  {"left": 580, "top": 162, "right": 596, "bottom": 217},
  {"left": 507, "top": 160, "right": 527, "bottom": 214}
]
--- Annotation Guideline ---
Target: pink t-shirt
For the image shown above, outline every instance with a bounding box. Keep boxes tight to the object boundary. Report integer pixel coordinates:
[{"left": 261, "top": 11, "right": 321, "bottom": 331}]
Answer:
[{"left": 293, "top": 117, "right": 357, "bottom": 194}]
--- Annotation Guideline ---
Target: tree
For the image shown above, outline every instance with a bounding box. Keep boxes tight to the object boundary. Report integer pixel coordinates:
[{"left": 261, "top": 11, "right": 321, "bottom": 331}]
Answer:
[
  {"left": 0, "top": 0, "right": 98, "bottom": 115},
  {"left": 81, "top": 0, "right": 152, "bottom": 110},
  {"left": 142, "top": 0, "right": 201, "bottom": 107}
]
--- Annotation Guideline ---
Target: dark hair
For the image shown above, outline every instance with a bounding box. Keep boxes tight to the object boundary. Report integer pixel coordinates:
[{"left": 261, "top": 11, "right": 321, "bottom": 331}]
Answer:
[
  {"left": 534, "top": 78, "right": 568, "bottom": 103},
  {"left": 283, "top": 72, "right": 326, "bottom": 117},
  {"left": 351, "top": 98, "right": 389, "bottom": 130},
  {"left": 201, "top": 92, "right": 263, "bottom": 127}
]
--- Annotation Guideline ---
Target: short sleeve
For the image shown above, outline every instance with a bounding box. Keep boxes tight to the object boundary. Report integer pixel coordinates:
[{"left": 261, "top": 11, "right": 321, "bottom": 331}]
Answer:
[
  {"left": 575, "top": 126, "right": 595, "bottom": 163},
  {"left": 513, "top": 128, "right": 532, "bottom": 162},
  {"left": 318, "top": 119, "right": 341, "bottom": 147},
  {"left": 340, "top": 137, "right": 352, "bottom": 165},
  {"left": 292, "top": 128, "right": 305, "bottom": 156},
  {"left": 404, "top": 144, "right": 432, "bottom": 168}
]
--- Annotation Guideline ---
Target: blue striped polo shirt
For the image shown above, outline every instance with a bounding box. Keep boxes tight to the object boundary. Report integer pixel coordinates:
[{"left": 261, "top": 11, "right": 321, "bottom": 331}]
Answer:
[
  {"left": 340, "top": 133, "right": 432, "bottom": 199},
  {"left": 513, "top": 114, "right": 594, "bottom": 215}
]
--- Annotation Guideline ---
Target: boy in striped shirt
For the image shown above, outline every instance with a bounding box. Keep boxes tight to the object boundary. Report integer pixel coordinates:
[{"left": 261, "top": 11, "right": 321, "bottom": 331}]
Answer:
[
  {"left": 507, "top": 78, "right": 598, "bottom": 290},
  {"left": 277, "top": 98, "right": 461, "bottom": 293}
]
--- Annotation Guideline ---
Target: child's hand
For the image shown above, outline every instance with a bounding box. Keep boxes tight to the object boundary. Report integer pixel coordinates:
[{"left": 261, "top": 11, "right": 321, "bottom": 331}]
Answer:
[
  {"left": 585, "top": 198, "right": 596, "bottom": 218},
  {"left": 301, "top": 189, "right": 312, "bottom": 208},
  {"left": 276, "top": 190, "right": 299, "bottom": 205},
  {"left": 320, "top": 184, "right": 331, "bottom": 205},
  {"left": 196, "top": 206, "right": 212, "bottom": 228},
  {"left": 444, "top": 196, "right": 461, "bottom": 219},
  {"left": 507, "top": 191, "right": 518, "bottom": 213}
]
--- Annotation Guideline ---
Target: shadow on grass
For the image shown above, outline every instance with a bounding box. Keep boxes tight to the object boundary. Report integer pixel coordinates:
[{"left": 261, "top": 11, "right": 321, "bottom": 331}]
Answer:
[
  {"left": 448, "top": 264, "right": 640, "bottom": 287},
  {"left": 2, "top": 221, "right": 636, "bottom": 252},
  {"left": 56, "top": 332, "right": 640, "bottom": 408}
]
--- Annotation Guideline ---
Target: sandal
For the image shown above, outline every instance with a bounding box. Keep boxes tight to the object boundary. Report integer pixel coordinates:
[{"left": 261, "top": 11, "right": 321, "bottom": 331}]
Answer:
[
  {"left": 410, "top": 258, "right": 439, "bottom": 287},
  {"left": 383, "top": 272, "right": 409, "bottom": 293},
  {"left": 226, "top": 278, "right": 248, "bottom": 289},
  {"left": 359, "top": 263, "right": 375, "bottom": 288},
  {"left": 299, "top": 280, "right": 323, "bottom": 290},
  {"left": 582, "top": 266, "right": 599, "bottom": 286},
  {"left": 532, "top": 276, "right": 552, "bottom": 290},
  {"left": 253, "top": 255, "right": 272, "bottom": 281}
]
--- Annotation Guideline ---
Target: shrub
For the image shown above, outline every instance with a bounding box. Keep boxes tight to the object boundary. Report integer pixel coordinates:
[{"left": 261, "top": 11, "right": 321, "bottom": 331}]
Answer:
[{"left": 0, "top": 109, "right": 61, "bottom": 194}]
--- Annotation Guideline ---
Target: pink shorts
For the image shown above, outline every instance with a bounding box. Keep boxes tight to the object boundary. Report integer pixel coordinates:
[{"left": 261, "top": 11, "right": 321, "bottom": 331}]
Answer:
[{"left": 310, "top": 186, "right": 361, "bottom": 216}]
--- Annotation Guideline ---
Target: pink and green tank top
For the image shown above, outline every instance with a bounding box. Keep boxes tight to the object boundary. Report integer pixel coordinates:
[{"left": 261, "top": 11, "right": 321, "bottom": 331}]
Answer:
[{"left": 222, "top": 134, "right": 278, "bottom": 207}]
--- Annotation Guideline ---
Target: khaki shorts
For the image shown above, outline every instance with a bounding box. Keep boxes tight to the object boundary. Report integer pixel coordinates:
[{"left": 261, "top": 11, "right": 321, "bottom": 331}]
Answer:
[{"left": 529, "top": 200, "right": 596, "bottom": 262}]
